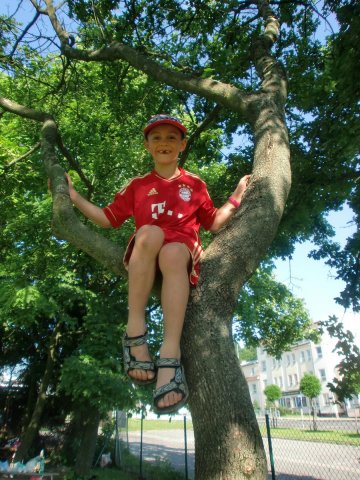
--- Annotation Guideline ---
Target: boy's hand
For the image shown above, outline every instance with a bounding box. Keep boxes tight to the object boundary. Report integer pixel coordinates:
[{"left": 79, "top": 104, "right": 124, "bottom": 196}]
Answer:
[
  {"left": 64, "top": 172, "right": 78, "bottom": 202},
  {"left": 64, "top": 172, "right": 72, "bottom": 187},
  {"left": 235, "top": 174, "right": 251, "bottom": 196},
  {"left": 48, "top": 173, "right": 73, "bottom": 194}
]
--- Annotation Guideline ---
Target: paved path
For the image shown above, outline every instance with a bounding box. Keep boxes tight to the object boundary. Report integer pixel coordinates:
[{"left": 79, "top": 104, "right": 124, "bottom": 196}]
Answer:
[{"left": 124, "top": 429, "right": 360, "bottom": 480}]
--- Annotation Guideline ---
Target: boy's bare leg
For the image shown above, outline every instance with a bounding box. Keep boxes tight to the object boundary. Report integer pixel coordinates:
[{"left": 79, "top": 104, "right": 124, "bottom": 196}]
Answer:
[
  {"left": 127, "top": 225, "right": 164, "bottom": 382},
  {"left": 157, "top": 242, "right": 190, "bottom": 409}
]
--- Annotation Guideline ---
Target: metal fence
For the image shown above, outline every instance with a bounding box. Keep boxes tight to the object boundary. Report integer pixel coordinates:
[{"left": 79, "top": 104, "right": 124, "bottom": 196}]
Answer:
[
  {"left": 261, "top": 414, "right": 360, "bottom": 480},
  {"left": 108, "top": 410, "right": 360, "bottom": 480}
]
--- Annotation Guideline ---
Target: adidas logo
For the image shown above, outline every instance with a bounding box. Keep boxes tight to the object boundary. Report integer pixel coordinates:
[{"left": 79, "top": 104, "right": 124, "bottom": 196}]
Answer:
[{"left": 147, "top": 188, "right": 158, "bottom": 196}]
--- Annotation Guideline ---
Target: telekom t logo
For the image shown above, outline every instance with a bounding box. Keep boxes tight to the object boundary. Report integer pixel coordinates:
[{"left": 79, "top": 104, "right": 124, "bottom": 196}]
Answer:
[
  {"left": 151, "top": 201, "right": 184, "bottom": 220},
  {"left": 151, "top": 202, "right": 166, "bottom": 219}
]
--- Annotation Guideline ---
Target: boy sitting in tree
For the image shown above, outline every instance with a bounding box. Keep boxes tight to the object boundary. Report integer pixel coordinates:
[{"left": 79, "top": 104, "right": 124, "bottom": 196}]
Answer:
[{"left": 66, "top": 114, "right": 250, "bottom": 414}]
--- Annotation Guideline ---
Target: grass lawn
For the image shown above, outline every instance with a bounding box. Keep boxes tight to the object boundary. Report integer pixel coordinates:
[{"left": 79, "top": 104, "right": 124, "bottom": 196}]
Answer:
[
  {"left": 127, "top": 418, "right": 359, "bottom": 446},
  {"left": 127, "top": 418, "right": 193, "bottom": 431},
  {"left": 88, "top": 436, "right": 186, "bottom": 480},
  {"left": 260, "top": 426, "right": 359, "bottom": 446}
]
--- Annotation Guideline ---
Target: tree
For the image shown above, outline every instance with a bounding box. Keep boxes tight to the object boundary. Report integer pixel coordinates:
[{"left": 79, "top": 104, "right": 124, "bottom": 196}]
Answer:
[
  {"left": 321, "top": 316, "right": 360, "bottom": 412},
  {"left": 300, "top": 373, "right": 321, "bottom": 431},
  {"left": 264, "top": 384, "right": 281, "bottom": 407},
  {"left": 264, "top": 384, "right": 281, "bottom": 427},
  {"left": 236, "top": 345, "right": 257, "bottom": 363},
  {"left": 0, "top": 1, "right": 359, "bottom": 479}
]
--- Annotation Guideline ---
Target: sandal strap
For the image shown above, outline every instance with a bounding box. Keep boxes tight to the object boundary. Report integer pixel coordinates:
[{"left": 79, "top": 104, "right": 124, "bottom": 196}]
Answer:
[
  {"left": 153, "top": 362, "right": 187, "bottom": 400},
  {"left": 127, "top": 359, "right": 155, "bottom": 371},
  {"left": 122, "top": 330, "right": 157, "bottom": 385},
  {"left": 156, "top": 358, "right": 181, "bottom": 368},
  {"left": 123, "top": 330, "right": 148, "bottom": 347}
]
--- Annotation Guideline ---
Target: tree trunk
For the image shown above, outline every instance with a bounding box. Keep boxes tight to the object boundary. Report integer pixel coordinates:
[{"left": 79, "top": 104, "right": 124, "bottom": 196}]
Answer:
[
  {"left": 311, "top": 399, "right": 318, "bottom": 431},
  {"left": 21, "top": 368, "right": 40, "bottom": 434},
  {"left": 74, "top": 407, "right": 101, "bottom": 477},
  {"left": 180, "top": 69, "right": 290, "bottom": 474},
  {"left": 15, "top": 324, "right": 61, "bottom": 462}
]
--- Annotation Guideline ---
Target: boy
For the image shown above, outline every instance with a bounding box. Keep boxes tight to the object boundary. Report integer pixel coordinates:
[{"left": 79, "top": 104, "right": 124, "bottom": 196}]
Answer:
[{"left": 65, "top": 114, "right": 250, "bottom": 414}]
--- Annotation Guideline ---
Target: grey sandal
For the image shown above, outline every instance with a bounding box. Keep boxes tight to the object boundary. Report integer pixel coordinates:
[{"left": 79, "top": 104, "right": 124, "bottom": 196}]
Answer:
[
  {"left": 123, "top": 331, "right": 156, "bottom": 385},
  {"left": 153, "top": 358, "right": 189, "bottom": 415}
]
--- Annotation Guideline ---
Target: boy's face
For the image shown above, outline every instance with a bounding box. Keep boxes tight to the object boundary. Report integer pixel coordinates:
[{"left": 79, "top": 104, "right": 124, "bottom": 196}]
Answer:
[{"left": 144, "top": 124, "right": 187, "bottom": 167}]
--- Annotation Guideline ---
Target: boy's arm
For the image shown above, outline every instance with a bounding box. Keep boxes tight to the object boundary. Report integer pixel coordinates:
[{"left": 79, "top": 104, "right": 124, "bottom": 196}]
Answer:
[
  {"left": 209, "top": 174, "right": 251, "bottom": 233},
  {"left": 66, "top": 173, "right": 112, "bottom": 228}
]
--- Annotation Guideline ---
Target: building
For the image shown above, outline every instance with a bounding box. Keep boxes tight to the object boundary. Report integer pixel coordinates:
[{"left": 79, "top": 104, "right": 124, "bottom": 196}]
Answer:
[{"left": 240, "top": 333, "right": 358, "bottom": 416}]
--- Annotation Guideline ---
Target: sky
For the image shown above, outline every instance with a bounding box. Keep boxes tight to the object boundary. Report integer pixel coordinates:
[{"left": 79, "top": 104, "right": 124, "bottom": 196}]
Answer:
[{"left": 274, "top": 205, "right": 360, "bottom": 345}]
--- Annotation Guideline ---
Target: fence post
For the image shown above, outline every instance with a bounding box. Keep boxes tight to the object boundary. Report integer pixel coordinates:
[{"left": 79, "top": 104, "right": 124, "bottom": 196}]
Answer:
[
  {"left": 115, "top": 410, "right": 121, "bottom": 467},
  {"left": 126, "top": 412, "right": 129, "bottom": 449},
  {"left": 184, "top": 415, "right": 188, "bottom": 480},
  {"left": 265, "top": 413, "right": 276, "bottom": 480},
  {"left": 139, "top": 406, "right": 145, "bottom": 480}
]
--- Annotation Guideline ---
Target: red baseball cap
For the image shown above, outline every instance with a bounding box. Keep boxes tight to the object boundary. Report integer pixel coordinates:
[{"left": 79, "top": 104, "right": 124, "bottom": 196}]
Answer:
[{"left": 144, "top": 114, "right": 187, "bottom": 136}]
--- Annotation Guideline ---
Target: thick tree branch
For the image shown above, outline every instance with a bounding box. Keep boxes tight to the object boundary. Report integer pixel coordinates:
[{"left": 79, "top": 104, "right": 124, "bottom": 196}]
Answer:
[
  {"left": 42, "top": 118, "right": 125, "bottom": 276},
  {"left": 43, "top": 0, "right": 71, "bottom": 45},
  {"left": 1, "top": 95, "right": 125, "bottom": 276},
  {"left": 0, "top": 96, "right": 53, "bottom": 122},
  {"left": 250, "top": 0, "right": 287, "bottom": 103},
  {"left": 0, "top": 96, "right": 91, "bottom": 194},
  {"left": 56, "top": 135, "right": 94, "bottom": 197},
  {"left": 62, "top": 42, "right": 255, "bottom": 117},
  {"left": 40, "top": 0, "right": 255, "bottom": 118}
]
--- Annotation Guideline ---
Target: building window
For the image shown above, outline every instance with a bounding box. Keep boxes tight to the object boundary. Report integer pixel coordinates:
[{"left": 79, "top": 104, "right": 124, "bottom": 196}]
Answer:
[
  {"left": 273, "top": 358, "right": 276, "bottom": 368},
  {"left": 316, "top": 346, "right": 323, "bottom": 359},
  {"left": 301, "top": 351, "right": 305, "bottom": 362},
  {"left": 262, "top": 361, "right": 266, "bottom": 372},
  {"left": 288, "top": 374, "right": 293, "bottom": 386},
  {"left": 292, "top": 353, "right": 296, "bottom": 364},
  {"left": 319, "top": 369, "right": 326, "bottom": 381},
  {"left": 251, "top": 367, "right": 256, "bottom": 376},
  {"left": 294, "top": 373, "right": 298, "bottom": 385},
  {"left": 279, "top": 377, "right": 283, "bottom": 387},
  {"left": 307, "top": 350, "right": 311, "bottom": 361},
  {"left": 287, "top": 354, "right": 291, "bottom": 366},
  {"left": 252, "top": 384, "right": 257, "bottom": 394}
]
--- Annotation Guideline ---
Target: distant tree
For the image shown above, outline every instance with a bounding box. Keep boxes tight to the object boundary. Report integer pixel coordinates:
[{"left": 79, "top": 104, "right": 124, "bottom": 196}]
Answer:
[
  {"left": 264, "top": 384, "right": 282, "bottom": 406},
  {"left": 252, "top": 400, "right": 260, "bottom": 413},
  {"left": 236, "top": 345, "right": 257, "bottom": 363},
  {"left": 300, "top": 373, "right": 321, "bottom": 431},
  {"left": 321, "top": 316, "right": 360, "bottom": 413},
  {"left": 264, "top": 383, "right": 282, "bottom": 427}
]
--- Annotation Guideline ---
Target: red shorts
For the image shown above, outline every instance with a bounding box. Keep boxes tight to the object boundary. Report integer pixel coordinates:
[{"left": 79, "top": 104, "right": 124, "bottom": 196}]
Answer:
[{"left": 123, "top": 227, "right": 203, "bottom": 285}]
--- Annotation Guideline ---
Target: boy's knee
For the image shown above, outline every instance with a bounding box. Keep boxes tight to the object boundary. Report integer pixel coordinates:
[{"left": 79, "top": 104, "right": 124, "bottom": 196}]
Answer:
[
  {"left": 134, "top": 225, "right": 164, "bottom": 253},
  {"left": 159, "top": 243, "right": 190, "bottom": 272}
]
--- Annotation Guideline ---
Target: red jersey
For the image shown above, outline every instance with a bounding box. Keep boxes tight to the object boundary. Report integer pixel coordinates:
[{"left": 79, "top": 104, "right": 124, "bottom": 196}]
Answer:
[{"left": 103, "top": 168, "right": 217, "bottom": 284}]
